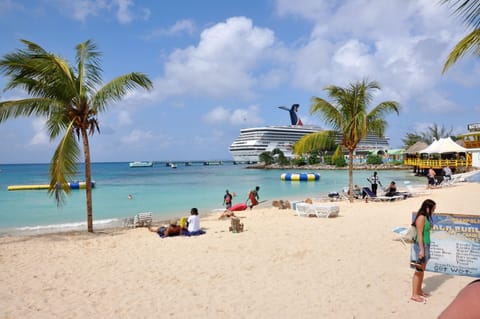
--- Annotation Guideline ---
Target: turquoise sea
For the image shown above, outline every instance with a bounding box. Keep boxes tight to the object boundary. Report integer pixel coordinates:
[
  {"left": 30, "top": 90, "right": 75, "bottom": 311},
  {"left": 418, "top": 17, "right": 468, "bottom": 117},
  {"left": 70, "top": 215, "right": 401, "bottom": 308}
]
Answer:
[{"left": 0, "top": 161, "right": 445, "bottom": 235}]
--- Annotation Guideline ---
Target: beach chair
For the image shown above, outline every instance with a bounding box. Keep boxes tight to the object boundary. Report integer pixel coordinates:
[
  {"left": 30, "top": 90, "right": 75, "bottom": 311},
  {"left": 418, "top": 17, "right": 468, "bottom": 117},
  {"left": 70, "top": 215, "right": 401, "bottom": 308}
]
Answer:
[
  {"left": 362, "top": 187, "right": 404, "bottom": 202},
  {"left": 295, "top": 202, "right": 340, "bottom": 218},
  {"left": 133, "top": 212, "right": 153, "bottom": 227},
  {"left": 403, "top": 181, "right": 431, "bottom": 196}
]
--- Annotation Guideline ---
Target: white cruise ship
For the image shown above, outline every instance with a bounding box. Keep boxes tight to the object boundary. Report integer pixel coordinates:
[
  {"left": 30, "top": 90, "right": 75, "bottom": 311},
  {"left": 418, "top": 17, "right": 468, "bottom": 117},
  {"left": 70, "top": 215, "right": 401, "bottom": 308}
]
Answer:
[
  {"left": 229, "top": 125, "right": 322, "bottom": 163},
  {"left": 229, "top": 104, "right": 390, "bottom": 163}
]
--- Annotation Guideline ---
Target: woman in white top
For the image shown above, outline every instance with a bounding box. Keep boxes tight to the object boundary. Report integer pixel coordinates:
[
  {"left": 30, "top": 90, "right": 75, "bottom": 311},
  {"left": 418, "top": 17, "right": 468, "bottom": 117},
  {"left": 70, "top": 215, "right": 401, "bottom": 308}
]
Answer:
[{"left": 187, "top": 207, "right": 201, "bottom": 233}]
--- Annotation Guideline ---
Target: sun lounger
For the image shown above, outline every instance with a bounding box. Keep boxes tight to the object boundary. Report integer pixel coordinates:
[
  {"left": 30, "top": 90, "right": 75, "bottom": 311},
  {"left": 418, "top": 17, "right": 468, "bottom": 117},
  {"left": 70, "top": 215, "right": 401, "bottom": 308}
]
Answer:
[
  {"left": 295, "top": 202, "right": 340, "bottom": 218},
  {"left": 133, "top": 212, "right": 153, "bottom": 227},
  {"left": 403, "top": 181, "right": 431, "bottom": 196},
  {"left": 362, "top": 187, "right": 404, "bottom": 202}
]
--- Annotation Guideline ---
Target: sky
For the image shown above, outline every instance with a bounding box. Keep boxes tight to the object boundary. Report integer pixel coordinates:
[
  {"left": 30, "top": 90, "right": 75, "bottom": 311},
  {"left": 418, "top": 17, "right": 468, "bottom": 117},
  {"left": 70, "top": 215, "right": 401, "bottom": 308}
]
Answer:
[{"left": 0, "top": 0, "right": 479, "bottom": 164}]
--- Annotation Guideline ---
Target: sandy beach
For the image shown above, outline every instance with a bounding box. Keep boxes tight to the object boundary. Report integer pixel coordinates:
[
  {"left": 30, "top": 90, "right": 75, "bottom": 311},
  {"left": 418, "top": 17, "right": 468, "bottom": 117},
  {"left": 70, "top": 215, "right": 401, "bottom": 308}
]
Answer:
[{"left": 1, "top": 182, "right": 479, "bottom": 318}]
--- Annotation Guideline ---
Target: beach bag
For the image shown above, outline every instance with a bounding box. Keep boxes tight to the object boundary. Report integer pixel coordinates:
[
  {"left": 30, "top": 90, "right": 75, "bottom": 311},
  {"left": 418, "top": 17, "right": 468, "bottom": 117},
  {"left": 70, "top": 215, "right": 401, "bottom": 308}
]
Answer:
[
  {"left": 179, "top": 217, "right": 188, "bottom": 229},
  {"left": 402, "top": 225, "right": 417, "bottom": 244}
]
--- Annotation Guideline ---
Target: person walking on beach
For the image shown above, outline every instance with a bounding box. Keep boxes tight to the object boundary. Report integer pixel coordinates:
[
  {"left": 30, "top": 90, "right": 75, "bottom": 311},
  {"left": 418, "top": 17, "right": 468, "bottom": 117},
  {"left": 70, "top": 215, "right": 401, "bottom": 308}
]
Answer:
[
  {"left": 411, "top": 199, "right": 436, "bottom": 303},
  {"left": 427, "top": 167, "right": 436, "bottom": 188},
  {"left": 367, "top": 171, "right": 381, "bottom": 196},
  {"left": 247, "top": 186, "right": 260, "bottom": 209},
  {"left": 223, "top": 190, "right": 233, "bottom": 209}
]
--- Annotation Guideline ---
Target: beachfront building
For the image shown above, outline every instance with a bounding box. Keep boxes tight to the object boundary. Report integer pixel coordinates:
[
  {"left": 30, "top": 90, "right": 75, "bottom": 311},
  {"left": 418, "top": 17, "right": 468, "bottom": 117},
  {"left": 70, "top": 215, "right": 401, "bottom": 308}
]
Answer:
[
  {"left": 457, "top": 122, "right": 480, "bottom": 168},
  {"left": 403, "top": 137, "right": 472, "bottom": 175}
]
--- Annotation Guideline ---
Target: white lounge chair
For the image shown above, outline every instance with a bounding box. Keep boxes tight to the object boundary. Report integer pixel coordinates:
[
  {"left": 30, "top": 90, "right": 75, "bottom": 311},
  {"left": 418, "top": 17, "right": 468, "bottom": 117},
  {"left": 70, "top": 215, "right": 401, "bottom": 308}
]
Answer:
[
  {"left": 133, "top": 212, "right": 153, "bottom": 227},
  {"left": 295, "top": 202, "right": 340, "bottom": 218},
  {"left": 362, "top": 187, "right": 404, "bottom": 202},
  {"left": 403, "top": 181, "right": 431, "bottom": 196}
]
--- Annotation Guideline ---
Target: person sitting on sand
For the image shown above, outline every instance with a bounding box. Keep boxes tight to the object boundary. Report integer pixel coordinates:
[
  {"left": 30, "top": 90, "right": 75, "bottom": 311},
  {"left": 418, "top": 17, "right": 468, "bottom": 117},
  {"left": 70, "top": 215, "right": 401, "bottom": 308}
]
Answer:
[
  {"left": 149, "top": 219, "right": 182, "bottom": 237},
  {"left": 186, "top": 207, "right": 204, "bottom": 236}
]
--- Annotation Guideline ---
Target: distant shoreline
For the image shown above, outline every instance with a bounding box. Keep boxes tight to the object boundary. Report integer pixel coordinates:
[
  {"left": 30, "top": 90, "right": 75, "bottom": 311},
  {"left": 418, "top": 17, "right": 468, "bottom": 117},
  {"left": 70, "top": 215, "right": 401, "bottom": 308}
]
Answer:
[{"left": 247, "top": 163, "right": 413, "bottom": 171}]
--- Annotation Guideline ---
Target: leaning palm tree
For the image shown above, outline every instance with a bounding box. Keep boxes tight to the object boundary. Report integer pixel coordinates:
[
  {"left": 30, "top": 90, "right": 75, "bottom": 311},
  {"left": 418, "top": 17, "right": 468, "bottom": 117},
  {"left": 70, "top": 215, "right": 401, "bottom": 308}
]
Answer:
[
  {"left": 0, "top": 39, "right": 153, "bottom": 232},
  {"left": 441, "top": 0, "right": 480, "bottom": 73},
  {"left": 296, "top": 79, "right": 400, "bottom": 202}
]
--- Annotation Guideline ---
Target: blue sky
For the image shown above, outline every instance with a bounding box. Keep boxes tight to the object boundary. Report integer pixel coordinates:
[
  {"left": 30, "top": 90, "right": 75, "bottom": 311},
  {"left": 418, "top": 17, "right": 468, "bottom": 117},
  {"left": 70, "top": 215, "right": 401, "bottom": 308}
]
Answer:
[{"left": 0, "top": 0, "right": 479, "bottom": 164}]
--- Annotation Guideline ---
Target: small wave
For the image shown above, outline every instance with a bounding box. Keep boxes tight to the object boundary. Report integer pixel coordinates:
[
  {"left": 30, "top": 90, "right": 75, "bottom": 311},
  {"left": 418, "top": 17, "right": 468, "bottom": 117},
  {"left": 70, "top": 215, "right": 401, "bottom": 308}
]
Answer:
[{"left": 0, "top": 218, "right": 121, "bottom": 236}]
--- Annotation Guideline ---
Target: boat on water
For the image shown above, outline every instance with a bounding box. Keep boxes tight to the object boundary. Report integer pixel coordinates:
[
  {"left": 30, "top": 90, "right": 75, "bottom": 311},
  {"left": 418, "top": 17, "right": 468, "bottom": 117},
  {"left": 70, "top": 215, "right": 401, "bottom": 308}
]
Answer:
[
  {"left": 229, "top": 104, "right": 390, "bottom": 163},
  {"left": 129, "top": 161, "right": 153, "bottom": 168}
]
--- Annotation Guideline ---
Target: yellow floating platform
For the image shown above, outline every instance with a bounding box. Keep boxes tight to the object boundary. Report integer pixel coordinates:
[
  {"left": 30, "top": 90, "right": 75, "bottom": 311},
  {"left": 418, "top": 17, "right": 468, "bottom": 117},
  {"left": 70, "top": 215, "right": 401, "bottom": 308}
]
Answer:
[{"left": 7, "top": 181, "right": 95, "bottom": 191}]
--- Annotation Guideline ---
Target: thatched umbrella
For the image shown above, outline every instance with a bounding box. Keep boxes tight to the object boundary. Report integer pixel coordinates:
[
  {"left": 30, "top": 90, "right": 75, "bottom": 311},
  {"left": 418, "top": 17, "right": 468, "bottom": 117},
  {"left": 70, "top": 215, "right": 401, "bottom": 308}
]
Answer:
[{"left": 405, "top": 141, "right": 428, "bottom": 154}]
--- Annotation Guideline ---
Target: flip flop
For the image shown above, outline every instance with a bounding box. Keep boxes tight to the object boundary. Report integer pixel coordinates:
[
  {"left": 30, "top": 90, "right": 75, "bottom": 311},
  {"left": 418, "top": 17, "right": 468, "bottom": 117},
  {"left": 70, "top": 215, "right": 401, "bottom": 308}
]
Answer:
[
  {"left": 421, "top": 292, "right": 431, "bottom": 298},
  {"left": 410, "top": 296, "right": 426, "bottom": 303}
]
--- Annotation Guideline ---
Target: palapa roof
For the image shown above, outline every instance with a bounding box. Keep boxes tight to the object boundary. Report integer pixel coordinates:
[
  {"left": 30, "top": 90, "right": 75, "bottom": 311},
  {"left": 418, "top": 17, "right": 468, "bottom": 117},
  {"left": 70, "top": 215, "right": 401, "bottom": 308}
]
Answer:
[{"left": 405, "top": 141, "right": 428, "bottom": 154}]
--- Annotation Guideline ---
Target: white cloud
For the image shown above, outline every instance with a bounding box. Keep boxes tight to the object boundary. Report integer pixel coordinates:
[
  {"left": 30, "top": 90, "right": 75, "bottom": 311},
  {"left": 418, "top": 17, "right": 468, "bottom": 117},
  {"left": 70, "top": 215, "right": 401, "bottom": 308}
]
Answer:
[
  {"left": 29, "top": 118, "right": 49, "bottom": 145},
  {"left": 203, "top": 105, "right": 263, "bottom": 126},
  {"left": 0, "top": 0, "right": 24, "bottom": 15},
  {"left": 121, "top": 129, "right": 153, "bottom": 144},
  {"left": 145, "top": 19, "right": 195, "bottom": 39},
  {"left": 152, "top": 16, "right": 276, "bottom": 100},
  {"left": 48, "top": 0, "right": 147, "bottom": 24},
  {"left": 114, "top": 0, "right": 133, "bottom": 24},
  {"left": 117, "top": 110, "right": 132, "bottom": 126}
]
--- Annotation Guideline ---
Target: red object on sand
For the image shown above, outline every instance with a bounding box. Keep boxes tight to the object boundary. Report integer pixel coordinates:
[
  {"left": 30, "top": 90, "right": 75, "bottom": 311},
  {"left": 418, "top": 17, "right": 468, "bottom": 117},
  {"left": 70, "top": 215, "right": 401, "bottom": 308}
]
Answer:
[{"left": 229, "top": 203, "right": 248, "bottom": 211}]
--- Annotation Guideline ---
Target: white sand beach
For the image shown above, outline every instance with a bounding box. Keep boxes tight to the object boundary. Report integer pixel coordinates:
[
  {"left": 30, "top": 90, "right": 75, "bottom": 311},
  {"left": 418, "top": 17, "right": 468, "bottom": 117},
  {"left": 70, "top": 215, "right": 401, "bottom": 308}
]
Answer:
[{"left": 1, "top": 182, "right": 479, "bottom": 318}]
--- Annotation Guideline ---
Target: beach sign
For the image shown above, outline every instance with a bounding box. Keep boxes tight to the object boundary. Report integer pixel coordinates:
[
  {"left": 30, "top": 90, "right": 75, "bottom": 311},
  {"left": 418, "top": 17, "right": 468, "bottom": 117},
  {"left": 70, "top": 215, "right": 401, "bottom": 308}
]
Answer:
[{"left": 411, "top": 213, "right": 480, "bottom": 278}]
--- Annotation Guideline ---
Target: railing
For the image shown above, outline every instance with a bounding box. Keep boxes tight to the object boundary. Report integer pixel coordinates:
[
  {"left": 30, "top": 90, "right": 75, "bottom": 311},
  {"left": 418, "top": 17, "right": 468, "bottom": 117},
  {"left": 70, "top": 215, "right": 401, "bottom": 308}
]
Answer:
[
  {"left": 403, "top": 158, "right": 471, "bottom": 169},
  {"left": 464, "top": 141, "right": 480, "bottom": 148}
]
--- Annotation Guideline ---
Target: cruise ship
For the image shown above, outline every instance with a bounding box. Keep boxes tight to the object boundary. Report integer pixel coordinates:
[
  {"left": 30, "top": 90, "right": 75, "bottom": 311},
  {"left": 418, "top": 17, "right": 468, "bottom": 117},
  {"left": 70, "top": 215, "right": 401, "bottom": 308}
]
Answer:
[
  {"left": 229, "top": 104, "right": 390, "bottom": 163},
  {"left": 229, "top": 125, "right": 322, "bottom": 162}
]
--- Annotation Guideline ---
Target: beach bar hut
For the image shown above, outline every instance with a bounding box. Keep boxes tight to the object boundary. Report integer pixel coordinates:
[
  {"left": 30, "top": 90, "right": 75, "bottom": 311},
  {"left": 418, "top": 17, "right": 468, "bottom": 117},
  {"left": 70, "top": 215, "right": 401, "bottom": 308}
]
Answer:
[{"left": 404, "top": 137, "right": 471, "bottom": 175}]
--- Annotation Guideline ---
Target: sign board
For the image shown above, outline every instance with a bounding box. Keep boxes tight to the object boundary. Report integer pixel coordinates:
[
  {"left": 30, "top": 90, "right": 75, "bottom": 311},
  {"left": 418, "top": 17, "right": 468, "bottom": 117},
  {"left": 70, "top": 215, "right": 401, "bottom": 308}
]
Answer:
[
  {"left": 410, "top": 213, "right": 480, "bottom": 277},
  {"left": 467, "top": 123, "right": 480, "bottom": 132}
]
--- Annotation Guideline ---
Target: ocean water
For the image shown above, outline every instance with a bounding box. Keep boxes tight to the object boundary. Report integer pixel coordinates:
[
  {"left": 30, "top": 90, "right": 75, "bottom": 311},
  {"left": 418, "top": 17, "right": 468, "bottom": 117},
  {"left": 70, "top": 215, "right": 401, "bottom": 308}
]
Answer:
[{"left": 0, "top": 161, "right": 435, "bottom": 235}]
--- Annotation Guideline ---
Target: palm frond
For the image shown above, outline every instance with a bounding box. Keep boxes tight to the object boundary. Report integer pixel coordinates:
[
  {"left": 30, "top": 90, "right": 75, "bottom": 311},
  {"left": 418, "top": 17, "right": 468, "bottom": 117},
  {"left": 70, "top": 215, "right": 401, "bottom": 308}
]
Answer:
[
  {"left": 440, "top": 0, "right": 480, "bottom": 29},
  {"left": 92, "top": 72, "right": 153, "bottom": 112},
  {"left": 0, "top": 98, "right": 54, "bottom": 122},
  {"left": 76, "top": 40, "right": 103, "bottom": 96},
  {"left": 294, "top": 131, "right": 336, "bottom": 155},
  {"left": 442, "top": 29, "right": 480, "bottom": 73},
  {"left": 48, "top": 121, "right": 80, "bottom": 205}
]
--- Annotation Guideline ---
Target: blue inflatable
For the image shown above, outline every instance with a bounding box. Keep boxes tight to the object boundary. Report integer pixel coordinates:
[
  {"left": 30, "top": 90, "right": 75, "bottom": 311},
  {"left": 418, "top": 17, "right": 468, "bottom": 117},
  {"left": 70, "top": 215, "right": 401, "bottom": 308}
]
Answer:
[{"left": 280, "top": 173, "right": 320, "bottom": 181}]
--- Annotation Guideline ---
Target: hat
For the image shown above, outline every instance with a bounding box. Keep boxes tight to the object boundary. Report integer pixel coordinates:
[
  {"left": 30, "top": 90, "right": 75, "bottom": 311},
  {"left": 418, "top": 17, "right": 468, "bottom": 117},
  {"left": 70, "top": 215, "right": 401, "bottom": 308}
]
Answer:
[{"left": 170, "top": 219, "right": 177, "bottom": 226}]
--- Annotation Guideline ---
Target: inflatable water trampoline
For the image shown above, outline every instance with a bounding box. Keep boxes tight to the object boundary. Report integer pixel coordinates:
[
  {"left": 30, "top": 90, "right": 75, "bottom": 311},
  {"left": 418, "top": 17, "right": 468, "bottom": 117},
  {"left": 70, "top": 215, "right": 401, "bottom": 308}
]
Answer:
[{"left": 280, "top": 173, "right": 320, "bottom": 182}]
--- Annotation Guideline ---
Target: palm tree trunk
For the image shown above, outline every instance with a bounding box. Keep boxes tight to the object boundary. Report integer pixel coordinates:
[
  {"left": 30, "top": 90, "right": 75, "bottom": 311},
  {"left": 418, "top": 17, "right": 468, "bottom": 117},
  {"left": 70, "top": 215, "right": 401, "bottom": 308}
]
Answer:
[
  {"left": 81, "top": 129, "right": 94, "bottom": 232},
  {"left": 348, "top": 149, "right": 354, "bottom": 203}
]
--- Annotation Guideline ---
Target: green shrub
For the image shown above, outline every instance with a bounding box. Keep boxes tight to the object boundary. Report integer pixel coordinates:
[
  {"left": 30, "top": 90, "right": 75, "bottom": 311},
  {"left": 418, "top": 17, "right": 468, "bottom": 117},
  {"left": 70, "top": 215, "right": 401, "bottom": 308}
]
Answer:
[
  {"left": 334, "top": 156, "right": 347, "bottom": 167},
  {"left": 366, "top": 155, "right": 383, "bottom": 165}
]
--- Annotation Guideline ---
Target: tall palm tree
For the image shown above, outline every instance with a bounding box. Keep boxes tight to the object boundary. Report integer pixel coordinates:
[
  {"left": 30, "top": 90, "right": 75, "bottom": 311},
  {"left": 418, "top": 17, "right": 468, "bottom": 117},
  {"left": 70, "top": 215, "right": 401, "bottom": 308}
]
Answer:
[
  {"left": 296, "top": 80, "right": 400, "bottom": 202},
  {"left": 441, "top": 0, "right": 480, "bottom": 73},
  {"left": 0, "top": 39, "right": 153, "bottom": 232}
]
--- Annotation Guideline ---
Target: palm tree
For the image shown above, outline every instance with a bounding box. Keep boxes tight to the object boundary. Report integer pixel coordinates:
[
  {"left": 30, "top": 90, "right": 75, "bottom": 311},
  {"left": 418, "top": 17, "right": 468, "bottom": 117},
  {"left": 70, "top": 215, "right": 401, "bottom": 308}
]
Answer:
[
  {"left": 295, "top": 79, "right": 400, "bottom": 202},
  {"left": 0, "top": 39, "right": 153, "bottom": 232},
  {"left": 401, "top": 124, "right": 454, "bottom": 147},
  {"left": 441, "top": 0, "right": 480, "bottom": 73}
]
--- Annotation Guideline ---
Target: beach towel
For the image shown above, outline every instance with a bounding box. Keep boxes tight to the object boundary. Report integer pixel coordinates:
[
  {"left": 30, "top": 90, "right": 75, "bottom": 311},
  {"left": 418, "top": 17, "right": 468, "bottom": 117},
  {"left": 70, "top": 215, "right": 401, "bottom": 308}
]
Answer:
[{"left": 182, "top": 229, "right": 206, "bottom": 237}]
